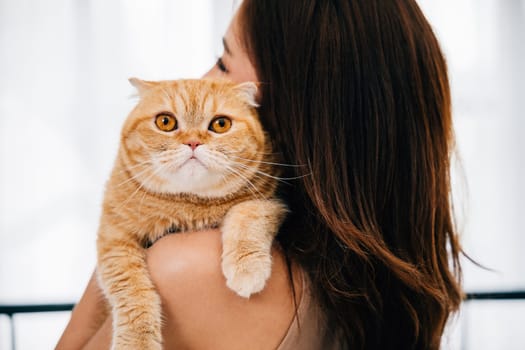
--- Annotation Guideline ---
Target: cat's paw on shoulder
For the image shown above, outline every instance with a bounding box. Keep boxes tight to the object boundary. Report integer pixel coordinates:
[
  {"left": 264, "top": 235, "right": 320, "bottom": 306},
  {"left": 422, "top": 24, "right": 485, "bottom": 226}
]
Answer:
[{"left": 221, "top": 249, "right": 272, "bottom": 298}]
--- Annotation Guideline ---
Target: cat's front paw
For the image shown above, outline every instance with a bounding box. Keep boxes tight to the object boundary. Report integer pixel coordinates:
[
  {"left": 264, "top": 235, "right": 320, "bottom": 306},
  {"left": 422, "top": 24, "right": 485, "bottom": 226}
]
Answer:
[{"left": 221, "top": 246, "right": 272, "bottom": 298}]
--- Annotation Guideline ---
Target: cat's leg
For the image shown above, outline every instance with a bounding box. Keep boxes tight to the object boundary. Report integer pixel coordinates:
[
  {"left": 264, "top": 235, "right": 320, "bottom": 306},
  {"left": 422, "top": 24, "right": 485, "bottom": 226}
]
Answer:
[
  {"left": 97, "top": 226, "right": 162, "bottom": 350},
  {"left": 221, "top": 199, "right": 288, "bottom": 298}
]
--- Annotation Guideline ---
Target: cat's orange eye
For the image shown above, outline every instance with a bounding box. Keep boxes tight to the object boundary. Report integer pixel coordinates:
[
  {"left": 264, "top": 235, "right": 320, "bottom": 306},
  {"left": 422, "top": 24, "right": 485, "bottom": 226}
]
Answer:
[
  {"left": 155, "top": 113, "right": 177, "bottom": 132},
  {"left": 209, "top": 116, "right": 232, "bottom": 134}
]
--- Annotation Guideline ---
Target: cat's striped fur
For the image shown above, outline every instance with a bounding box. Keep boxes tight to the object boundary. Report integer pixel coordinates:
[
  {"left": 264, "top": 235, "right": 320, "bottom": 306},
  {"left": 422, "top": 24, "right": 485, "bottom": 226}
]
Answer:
[{"left": 96, "top": 79, "right": 287, "bottom": 349}]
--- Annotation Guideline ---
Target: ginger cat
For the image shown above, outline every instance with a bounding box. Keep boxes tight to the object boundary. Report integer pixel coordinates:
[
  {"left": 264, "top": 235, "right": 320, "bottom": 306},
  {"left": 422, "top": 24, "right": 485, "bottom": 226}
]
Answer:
[{"left": 96, "top": 78, "right": 287, "bottom": 349}]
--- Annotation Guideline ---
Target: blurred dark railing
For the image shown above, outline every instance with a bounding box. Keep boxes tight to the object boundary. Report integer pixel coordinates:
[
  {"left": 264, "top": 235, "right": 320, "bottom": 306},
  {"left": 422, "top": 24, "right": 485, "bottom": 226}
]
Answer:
[
  {"left": 0, "top": 303, "right": 75, "bottom": 350},
  {"left": 0, "top": 303, "right": 75, "bottom": 316},
  {"left": 464, "top": 290, "right": 525, "bottom": 301},
  {"left": 1, "top": 291, "right": 524, "bottom": 350}
]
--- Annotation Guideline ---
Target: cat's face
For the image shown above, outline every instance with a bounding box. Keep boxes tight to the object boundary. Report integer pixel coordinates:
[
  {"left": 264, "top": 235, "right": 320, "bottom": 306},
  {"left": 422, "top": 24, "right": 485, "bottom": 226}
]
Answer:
[{"left": 120, "top": 79, "right": 266, "bottom": 198}]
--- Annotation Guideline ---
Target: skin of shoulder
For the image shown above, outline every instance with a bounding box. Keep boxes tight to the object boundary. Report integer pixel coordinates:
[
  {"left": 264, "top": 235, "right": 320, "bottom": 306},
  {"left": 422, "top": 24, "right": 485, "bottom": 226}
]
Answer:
[{"left": 147, "top": 229, "right": 299, "bottom": 350}]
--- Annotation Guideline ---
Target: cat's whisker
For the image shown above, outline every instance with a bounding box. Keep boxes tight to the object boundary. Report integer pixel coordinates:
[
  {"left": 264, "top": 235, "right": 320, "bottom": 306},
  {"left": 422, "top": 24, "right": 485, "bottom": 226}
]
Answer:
[
  {"left": 115, "top": 152, "right": 181, "bottom": 188},
  {"left": 117, "top": 150, "right": 187, "bottom": 187},
  {"left": 223, "top": 165, "right": 266, "bottom": 200},
  {"left": 206, "top": 150, "right": 305, "bottom": 189},
  {"left": 116, "top": 161, "right": 172, "bottom": 211},
  {"left": 203, "top": 152, "right": 266, "bottom": 199},
  {"left": 155, "top": 153, "right": 183, "bottom": 163},
  {"left": 115, "top": 159, "right": 152, "bottom": 174},
  {"left": 113, "top": 153, "right": 180, "bottom": 186},
  {"left": 226, "top": 166, "right": 262, "bottom": 197},
  {"left": 157, "top": 148, "right": 184, "bottom": 156},
  {"left": 230, "top": 161, "right": 312, "bottom": 183},
  {"left": 116, "top": 165, "right": 156, "bottom": 188},
  {"left": 227, "top": 154, "right": 306, "bottom": 168},
  {"left": 151, "top": 150, "right": 191, "bottom": 172},
  {"left": 234, "top": 169, "right": 292, "bottom": 189},
  {"left": 223, "top": 149, "right": 279, "bottom": 157}
]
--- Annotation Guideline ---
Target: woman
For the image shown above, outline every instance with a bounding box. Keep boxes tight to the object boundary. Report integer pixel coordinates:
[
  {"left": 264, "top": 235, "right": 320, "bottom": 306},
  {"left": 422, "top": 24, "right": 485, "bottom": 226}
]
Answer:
[{"left": 57, "top": 0, "right": 463, "bottom": 349}]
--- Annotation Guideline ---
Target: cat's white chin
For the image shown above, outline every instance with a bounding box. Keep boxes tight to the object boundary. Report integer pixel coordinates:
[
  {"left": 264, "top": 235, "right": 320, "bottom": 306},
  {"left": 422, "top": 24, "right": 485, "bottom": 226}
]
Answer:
[{"left": 149, "top": 160, "right": 242, "bottom": 198}]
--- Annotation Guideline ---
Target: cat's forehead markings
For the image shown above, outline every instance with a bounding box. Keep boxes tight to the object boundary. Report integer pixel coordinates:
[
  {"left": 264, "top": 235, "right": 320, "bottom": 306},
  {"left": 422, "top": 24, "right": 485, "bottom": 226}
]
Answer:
[
  {"left": 171, "top": 92, "right": 187, "bottom": 115},
  {"left": 177, "top": 84, "right": 193, "bottom": 109},
  {"left": 145, "top": 92, "right": 172, "bottom": 114},
  {"left": 160, "top": 88, "right": 173, "bottom": 104},
  {"left": 197, "top": 91, "right": 215, "bottom": 117}
]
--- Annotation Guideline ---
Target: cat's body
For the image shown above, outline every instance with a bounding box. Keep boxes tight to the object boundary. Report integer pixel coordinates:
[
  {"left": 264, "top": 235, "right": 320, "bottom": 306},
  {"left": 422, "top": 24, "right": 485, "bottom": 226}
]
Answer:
[{"left": 96, "top": 79, "right": 287, "bottom": 349}]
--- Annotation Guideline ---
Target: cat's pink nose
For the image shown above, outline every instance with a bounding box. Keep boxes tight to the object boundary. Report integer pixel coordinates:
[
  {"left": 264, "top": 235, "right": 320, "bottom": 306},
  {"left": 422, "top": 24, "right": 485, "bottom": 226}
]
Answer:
[{"left": 185, "top": 141, "right": 202, "bottom": 151}]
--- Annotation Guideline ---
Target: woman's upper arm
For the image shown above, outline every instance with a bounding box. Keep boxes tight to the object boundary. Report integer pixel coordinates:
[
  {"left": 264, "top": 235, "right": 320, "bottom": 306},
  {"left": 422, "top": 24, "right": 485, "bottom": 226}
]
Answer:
[
  {"left": 146, "top": 230, "right": 300, "bottom": 350},
  {"left": 56, "top": 271, "right": 110, "bottom": 350}
]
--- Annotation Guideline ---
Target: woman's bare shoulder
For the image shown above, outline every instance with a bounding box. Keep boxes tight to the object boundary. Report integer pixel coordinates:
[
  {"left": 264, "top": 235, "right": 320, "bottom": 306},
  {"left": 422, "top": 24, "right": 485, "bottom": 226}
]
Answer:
[{"left": 146, "top": 230, "right": 301, "bottom": 350}]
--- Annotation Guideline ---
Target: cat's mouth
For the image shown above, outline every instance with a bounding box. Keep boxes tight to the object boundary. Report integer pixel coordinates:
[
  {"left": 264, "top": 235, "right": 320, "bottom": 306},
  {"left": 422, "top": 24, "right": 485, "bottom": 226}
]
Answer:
[{"left": 181, "top": 156, "right": 206, "bottom": 168}]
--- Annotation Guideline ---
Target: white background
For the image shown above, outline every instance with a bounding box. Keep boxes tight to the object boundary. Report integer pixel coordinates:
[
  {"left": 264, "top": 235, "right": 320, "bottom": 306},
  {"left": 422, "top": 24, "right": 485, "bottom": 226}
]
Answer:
[{"left": 0, "top": 0, "right": 524, "bottom": 349}]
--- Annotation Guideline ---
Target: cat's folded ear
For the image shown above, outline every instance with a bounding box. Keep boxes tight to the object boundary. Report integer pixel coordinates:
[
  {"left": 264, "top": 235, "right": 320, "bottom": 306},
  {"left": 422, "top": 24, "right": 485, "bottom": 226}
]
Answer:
[
  {"left": 129, "top": 77, "right": 156, "bottom": 96},
  {"left": 233, "top": 82, "right": 259, "bottom": 108}
]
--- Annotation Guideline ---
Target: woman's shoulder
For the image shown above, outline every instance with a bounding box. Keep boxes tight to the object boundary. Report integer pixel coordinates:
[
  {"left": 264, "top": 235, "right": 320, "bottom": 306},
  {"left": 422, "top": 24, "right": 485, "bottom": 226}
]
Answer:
[{"left": 146, "top": 230, "right": 301, "bottom": 350}]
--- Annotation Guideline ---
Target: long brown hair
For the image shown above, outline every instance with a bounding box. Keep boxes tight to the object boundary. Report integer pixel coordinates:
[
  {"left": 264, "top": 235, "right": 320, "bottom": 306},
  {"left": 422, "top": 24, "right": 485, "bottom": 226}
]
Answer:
[{"left": 238, "top": 0, "right": 463, "bottom": 349}]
